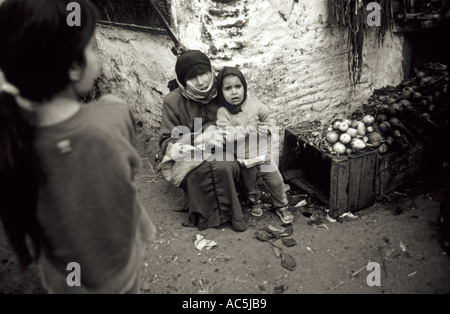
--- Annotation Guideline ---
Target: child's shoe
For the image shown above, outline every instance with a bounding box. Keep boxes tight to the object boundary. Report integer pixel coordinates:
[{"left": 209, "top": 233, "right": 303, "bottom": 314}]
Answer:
[{"left": 275, "top": 206, "right": 294, "bottom": 224}]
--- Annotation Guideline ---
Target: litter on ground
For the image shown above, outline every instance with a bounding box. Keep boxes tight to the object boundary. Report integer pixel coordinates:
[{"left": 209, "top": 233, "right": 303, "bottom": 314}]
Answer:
[{"left": 194, "top": 234, "right": 217, "bottom": 251}]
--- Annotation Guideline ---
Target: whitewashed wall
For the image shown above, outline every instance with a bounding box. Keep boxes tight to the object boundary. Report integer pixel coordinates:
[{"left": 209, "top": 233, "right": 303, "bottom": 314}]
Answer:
[
  {"left": 1, "top": 0, "right": 406, "bottom": 133},
  {"left": 171, "top": 0, "right": 405, "bottom": 127}
]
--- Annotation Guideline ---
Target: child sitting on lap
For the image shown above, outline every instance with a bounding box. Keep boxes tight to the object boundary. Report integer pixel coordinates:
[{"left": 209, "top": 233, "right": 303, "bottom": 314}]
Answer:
[{"left": 216, "top": 66, "right": 294, "bottom": 224}]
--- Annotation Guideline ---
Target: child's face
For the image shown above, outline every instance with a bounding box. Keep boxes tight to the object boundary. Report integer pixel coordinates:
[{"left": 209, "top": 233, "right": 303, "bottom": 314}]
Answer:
[
  {"left": 73, "top": 34, "right": 100, "bottom": 96},
  {"left": 222, "top": 75, "right": 244, "bottom": 106}
]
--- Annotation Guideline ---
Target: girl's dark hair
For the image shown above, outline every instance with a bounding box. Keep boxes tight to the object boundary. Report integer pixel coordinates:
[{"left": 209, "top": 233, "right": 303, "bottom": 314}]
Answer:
[{"left": 0, "top": 0, "right": 99, "bottom": 267}]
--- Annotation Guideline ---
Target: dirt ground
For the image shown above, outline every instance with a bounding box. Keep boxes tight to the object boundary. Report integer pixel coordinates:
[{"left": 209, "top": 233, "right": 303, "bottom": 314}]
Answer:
[{"left": 1, "top": 130, "right": 449, "bottom": 295}]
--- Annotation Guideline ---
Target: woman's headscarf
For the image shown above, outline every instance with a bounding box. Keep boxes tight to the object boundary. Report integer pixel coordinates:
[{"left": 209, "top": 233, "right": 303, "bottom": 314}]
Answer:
[
  {"left": 174, "top": 50, "right": 217, "bottom": 104},
  {"left": 216, "top": 66, "right": 248, "bottom": 114}
]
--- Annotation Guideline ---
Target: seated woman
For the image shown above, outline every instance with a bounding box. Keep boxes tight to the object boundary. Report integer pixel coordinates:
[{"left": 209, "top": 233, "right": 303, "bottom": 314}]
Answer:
[{"left": 159, "top": 49, "right": 247, "bottom": 232}]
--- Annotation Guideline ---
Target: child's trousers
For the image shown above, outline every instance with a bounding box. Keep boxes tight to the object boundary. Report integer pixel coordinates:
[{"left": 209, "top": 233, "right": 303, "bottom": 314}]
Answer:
[{"left": 240, "top": 159, "right": 288, "bottom": 208}]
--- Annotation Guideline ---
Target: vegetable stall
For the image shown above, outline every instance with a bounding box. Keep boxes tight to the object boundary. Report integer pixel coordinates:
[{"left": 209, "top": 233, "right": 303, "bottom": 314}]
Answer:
[{"left": 281, "top": 62, "right": 449, "bottom": 218}]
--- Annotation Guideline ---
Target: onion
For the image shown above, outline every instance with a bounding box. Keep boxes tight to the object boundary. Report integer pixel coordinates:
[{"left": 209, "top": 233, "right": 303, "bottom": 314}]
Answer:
[
  {"left": 385, "top": 136, "right": 394, "bottom": 145},
  {"left": 333, "top": 142, "right": 347, "bottom": 154},
  {"left": 356, "top": 122, "right": 366, "bottom": 136},
  {"left": 338, "top": 121, "right": 349, "bottom": 132},
  {"left": 398, "top": 99, "right": 411, "bottom": 108},
  {"left": 401, "top": 90, "right": 412, "bottom": 99},
  {"left": 380, "top": 104, "right": 390, "bottom": 114},
  {"left": 333, "top": 121, "right": 342, "bottom": 130},
  {"left": 362, "top": 115, "right": 375, "bottom": 125},
  {"left": 378, "top": 122, "right": 390, "bottom": 134},
  {"left": 389, "top": 117, "right": 402, "bottom": 128},
  {"left": 378, "top": 143, "right": 388, "bottom": 154},
  {"left": 346, "top": 127, "right": 358, "bottom": 138},
  {"left": 351, "top": 138, "right": 366, "bottom": 150},
  {"left": 376, "top": 114, "right": 388, "bottom": 123},
  {"left": 343, "top": 119, "right": 352, "bottom": 127},
  {"left": 326, "top": 131, "right": 339, "bottom": 144},
  {"left": 340, "top": 133, "right": 351, "bottom": 144},
  {"left": 389, "top": 103, "right": 401, "bottom": 116},
  {"left": 368, "top": 132, "right": 383, "bottom": 148}
]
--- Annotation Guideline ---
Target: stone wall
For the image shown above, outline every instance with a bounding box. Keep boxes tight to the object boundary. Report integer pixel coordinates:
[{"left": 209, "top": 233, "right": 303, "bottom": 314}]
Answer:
[
  {"left": 171, "top": 0, "right": 406, "bottom": 127},
  {"left": 1, "top": 0, "right": 407, "bottom": 134},
  {"left": 94, "top": 25, "right": 176, "bottom": 132}
]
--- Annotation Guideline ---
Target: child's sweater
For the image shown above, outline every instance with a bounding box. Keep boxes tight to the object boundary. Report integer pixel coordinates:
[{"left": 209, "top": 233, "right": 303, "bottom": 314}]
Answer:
[
  {"left": 34, "top": 94, "right": 154, "bottom": 292},
  {"left": 216, "top": 96, "right": 276, "bottom": 163}
]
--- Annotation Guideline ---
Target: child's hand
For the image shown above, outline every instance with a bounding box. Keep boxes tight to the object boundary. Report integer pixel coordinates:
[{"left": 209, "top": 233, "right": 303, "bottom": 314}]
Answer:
[
  {"left": 246, "top": 118, "right": 259, "bottom": 128},
  {"left": 196, "top": 129, "right": 225, "bottom": 149},
  {"left": 256, "top": 123, "right": 272, "bottom": 135}
]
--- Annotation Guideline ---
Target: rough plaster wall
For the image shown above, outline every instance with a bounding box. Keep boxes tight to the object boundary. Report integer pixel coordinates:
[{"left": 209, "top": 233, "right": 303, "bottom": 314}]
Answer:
[
  {"left": 95, "top": 25, "right": 176, "bottom": 132},
  {"left": 172, "top": 0, "right": 405, "bottom": 127},
  {"left": 0, "top": 0, "right": 406, "bottom": 134}
]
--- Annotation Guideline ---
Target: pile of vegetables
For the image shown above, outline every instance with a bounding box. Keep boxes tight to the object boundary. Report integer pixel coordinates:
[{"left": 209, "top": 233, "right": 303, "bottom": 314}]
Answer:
[
  {"left": 297, "top": 62, "right": 448, "bottom": 158},
  {"left": 356, "top": 62, "right": 449, "bottom": 154},
  {"left": 322, "top": 114, "right": 386, "bottom": 156}
]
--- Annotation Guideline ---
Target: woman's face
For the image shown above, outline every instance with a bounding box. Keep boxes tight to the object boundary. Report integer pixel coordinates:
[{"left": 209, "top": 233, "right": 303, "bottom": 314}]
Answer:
[
  {"left": 186, "top": 71, "right": 212, "bottom": 91},
  {"left": 222, "top": 75, "right": 244, "bottom": 106}
]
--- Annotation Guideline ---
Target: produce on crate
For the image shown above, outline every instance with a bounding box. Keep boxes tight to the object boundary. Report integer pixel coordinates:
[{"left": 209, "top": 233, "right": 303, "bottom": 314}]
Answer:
[{"left": 296, "top": 62, "right": 448, "bottom": 158}]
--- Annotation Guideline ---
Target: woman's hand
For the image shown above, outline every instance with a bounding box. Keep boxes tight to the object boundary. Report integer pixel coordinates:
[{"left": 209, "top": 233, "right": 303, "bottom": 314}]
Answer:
[{"left": 194, "top": 128, "right": 225, "bottom": 149}]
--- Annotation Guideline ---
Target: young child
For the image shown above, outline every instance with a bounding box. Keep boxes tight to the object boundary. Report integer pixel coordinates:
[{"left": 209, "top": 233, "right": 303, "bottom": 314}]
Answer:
[
  {"left": 216, "top": 66, "right": 295, "bottom": 224},
  {"left": 0, "top": 0, "right": 155, "bottom": 293}
]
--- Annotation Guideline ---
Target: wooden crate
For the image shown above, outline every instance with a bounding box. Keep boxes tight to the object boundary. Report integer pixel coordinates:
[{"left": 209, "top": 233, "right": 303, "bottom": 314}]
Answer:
[
  {"left": 376, "top": 144, "right": 424, "bottom": 196},
  {"left": 281, "top": 127, "right": 378, "bottom": 218},
  {"left": 281, "top": 127, "right": 426, "bottom": 218}
]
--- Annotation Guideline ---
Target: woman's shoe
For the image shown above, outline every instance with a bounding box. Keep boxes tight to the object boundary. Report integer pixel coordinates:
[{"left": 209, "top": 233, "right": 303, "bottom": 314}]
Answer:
[{"left": 232, "top": 219, "right": 248, "bottom": 232}]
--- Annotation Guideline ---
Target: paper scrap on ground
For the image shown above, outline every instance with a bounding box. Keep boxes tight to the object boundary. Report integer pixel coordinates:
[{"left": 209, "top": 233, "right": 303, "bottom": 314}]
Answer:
[
  {"left": 294, "top": 200, "right": 308, "bottom": 207},
  {"left": 339, "top": 212, "right": 358, "bottom": 219},
  {"left": 195, "top": 234, "right": 217, "bottom": 251}
]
